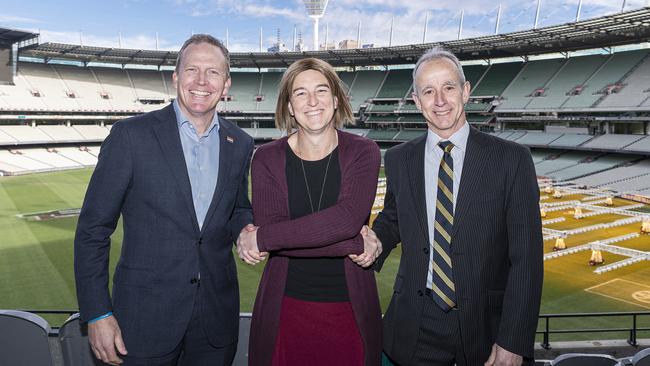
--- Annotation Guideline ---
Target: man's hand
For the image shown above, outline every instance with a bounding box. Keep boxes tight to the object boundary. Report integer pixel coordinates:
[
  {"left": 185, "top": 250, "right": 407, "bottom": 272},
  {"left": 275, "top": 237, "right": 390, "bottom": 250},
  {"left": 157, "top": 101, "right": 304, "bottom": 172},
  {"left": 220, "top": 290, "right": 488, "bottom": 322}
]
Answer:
[
  {"left": 236, "top": 224, "right": 268, "bottom": 265},
  {"left": 484, "top": 343, "right": 523, "bottom": 366},
  {"left": 88, "top": 315, "right": 127, "bottom": 365},
  {"left": 349, "top": 225, "right": 383, "bottom": 268}
]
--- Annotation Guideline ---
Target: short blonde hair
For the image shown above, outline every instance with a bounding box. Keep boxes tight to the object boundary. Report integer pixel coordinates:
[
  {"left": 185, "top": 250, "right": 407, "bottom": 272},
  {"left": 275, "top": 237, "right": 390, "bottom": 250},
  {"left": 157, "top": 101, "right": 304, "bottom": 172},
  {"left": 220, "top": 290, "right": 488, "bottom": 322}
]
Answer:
[{"left": 275, "top": 58, "right": 354, "bottom": 134}]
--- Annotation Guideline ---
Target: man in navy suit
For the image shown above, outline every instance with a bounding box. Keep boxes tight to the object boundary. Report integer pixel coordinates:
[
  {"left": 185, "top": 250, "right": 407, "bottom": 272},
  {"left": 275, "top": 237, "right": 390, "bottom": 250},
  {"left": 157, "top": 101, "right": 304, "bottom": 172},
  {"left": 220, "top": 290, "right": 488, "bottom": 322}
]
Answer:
[
  {"left": 367, "top": 48, "right": 543, "bottom": 366},
  {"left": 74, "top": 34, "right": 254, "bottom": 365}
]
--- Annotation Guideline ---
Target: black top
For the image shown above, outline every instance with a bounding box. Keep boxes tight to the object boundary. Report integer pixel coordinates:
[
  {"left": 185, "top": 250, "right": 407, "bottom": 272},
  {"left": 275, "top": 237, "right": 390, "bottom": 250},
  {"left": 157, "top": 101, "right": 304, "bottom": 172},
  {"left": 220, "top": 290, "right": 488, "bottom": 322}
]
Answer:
[{"left": 284, "top": 144, "right": 348, "bottom": 302}]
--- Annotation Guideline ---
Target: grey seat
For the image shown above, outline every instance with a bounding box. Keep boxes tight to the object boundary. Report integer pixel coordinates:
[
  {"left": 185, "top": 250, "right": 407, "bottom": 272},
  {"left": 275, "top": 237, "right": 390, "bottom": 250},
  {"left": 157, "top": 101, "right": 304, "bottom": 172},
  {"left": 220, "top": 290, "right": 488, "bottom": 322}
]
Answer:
[
  {"left": 551, "top": 353, "right": 619, "bottom": 366},
  {"left": 59, "top": 313, "right": 104, "bottom": 365},
  {"left": 233, "top": 314, "right": 252, "bottom": 366},
  {"left": 632, "top": 348, "right": 650, "bottom": 366},
  {"left": 0, "top": 310, "right": 54, "bottom": 366}
]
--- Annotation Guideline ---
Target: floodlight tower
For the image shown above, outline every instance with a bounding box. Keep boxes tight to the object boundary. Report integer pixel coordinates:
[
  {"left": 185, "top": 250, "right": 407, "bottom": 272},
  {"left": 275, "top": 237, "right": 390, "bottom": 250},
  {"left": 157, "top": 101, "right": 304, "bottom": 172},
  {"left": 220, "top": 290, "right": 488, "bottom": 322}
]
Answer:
[{"left": 303, "top": 0, "right": 329, "bottom": 51}]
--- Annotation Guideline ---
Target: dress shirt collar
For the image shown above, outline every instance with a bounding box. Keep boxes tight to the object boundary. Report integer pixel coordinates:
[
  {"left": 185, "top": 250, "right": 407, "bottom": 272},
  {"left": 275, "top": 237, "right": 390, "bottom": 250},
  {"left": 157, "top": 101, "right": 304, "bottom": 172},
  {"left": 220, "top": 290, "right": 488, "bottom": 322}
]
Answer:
[
  {"left": 173, "top": 99, "right": 220, "bottom": 137},
  {"left": 425, "top": 121, "right": 470, "bottom": 154}
]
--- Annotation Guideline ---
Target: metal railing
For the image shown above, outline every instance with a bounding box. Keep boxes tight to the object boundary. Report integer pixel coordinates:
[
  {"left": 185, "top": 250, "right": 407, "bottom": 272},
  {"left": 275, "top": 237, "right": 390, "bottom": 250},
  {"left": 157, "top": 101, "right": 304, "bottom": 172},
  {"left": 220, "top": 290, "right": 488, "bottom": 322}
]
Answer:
[{"left": 537, "top": 311, "right": 650, "bottom": 349}]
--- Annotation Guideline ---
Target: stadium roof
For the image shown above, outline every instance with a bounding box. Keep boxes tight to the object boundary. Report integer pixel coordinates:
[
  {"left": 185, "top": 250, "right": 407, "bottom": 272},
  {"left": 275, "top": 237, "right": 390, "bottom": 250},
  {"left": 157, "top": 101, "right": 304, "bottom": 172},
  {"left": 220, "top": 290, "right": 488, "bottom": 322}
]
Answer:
[
  {"left": 0, "top": 27, "right": 39, "bottom": 49},
  {"left": 19, "top": 7, "right": 650, "bottom": 68}
]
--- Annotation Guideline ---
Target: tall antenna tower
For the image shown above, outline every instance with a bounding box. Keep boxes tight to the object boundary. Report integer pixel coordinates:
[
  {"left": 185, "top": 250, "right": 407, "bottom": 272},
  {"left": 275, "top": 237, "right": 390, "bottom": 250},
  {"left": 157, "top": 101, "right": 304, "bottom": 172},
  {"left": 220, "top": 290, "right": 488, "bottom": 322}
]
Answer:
[{"left": 303, "top": 0, "right": 329, "bottom": 51}]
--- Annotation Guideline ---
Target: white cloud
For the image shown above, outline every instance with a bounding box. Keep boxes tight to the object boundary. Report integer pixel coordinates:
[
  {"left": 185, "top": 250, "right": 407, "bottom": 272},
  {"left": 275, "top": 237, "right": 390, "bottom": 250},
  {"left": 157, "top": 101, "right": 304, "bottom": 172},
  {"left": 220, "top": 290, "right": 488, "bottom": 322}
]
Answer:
[
  {"left": 38, "top": 30, "right": 180, "bottom": 51},
  {"left": 0, "top": 14, "right": 43, "bottom": 25}
]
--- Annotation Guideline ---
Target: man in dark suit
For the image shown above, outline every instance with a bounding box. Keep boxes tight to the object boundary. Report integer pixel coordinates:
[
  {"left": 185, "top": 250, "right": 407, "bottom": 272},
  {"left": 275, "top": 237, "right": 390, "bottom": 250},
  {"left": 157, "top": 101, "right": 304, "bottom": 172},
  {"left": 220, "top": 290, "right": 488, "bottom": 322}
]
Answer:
[
  {"left": 367, "top": 48, "right": 543, "bottom": 366},
  {"left": 74, "top": 34, "right": 254, "bottom": 365}
]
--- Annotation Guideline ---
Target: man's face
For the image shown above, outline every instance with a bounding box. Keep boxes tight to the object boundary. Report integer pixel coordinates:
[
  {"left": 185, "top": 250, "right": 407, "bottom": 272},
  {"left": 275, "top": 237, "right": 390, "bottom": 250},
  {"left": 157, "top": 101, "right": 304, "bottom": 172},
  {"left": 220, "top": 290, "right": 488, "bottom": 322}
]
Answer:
[
  {"left": 412, "top": 58, "right": 470, "bottom": 139},
  {"left": 172, "top": 42, "right": 231, "bottom": 123}
]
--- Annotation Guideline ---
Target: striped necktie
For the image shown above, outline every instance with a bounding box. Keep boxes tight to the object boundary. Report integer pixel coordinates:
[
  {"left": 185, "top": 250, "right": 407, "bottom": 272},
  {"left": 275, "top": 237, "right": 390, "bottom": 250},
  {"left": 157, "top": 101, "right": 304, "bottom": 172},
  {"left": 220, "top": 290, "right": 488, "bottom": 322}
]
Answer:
[{"left": 430, "top": 140, "right": 456, "bottom": 311}]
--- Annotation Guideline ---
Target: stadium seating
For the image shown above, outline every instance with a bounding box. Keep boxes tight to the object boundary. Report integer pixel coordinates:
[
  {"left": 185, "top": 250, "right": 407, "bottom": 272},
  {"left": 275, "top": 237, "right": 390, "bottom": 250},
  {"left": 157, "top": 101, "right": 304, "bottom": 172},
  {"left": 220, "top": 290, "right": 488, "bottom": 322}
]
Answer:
[
  {"left": 366, "top": 129, "right": 398, "bottom": 141},
  {"left": 376, "top": 69, "right": 411, "bottom": 99},
  {"left": 471, "top": 62, "right": 523, "bottom": 97},
  {"left": 549, "top": 353, "right": 619, "bottom": 365},
  {"left": 347, "top": 70, "right": 384, "bottom": 111},
  {"left": 227, "top": 72, "right": 262, "bottom": 111},
  {"left": 72, "top": 125, "right": 110, "bottom": 140},
  {"left": 623, "top": 136, "right": 650, "bottom": 153},
  {"left": 581, "top": 134, "right": 645, "bottom": 150},
  {"left": 0, "top": 125, "right": 53, "bottom": 143},
  {"left": 597, "top": 53, "right": 650, "bottom": 108},
  {"left": 18, "top": 62, "right": 81, "bottom": 111},
  {"left": 52, "top": 64, "right": 111, "bottom": 111},
  {"left": 55, "top": 147, "right": 99, "bottom": 166},
  {"left": 572, "top": 159, "right": 650, "bottom": 188},
  {"left": 463, "top": 64, "right": 488, "bottom": 89},
  {"left": 0, "top": 149, "right": 56, "bottom": 172},
  {"left": 562, "top": 50, "right": 649, "bottom": 109},
  {"left": 549, "top": 134, "right": 594, "bottom": 148},
  {"left": 37, "top": 125, "right": 86, "bottom": 142},
  {"left": 0, "top": 310, "right": 54, "bottom": 366},
  {"left": 497, "top": 58, "right": 566, "bottom": 110},
  {"left": 256, "top": 72, "right": 282, "bottom": 112},
  {"left": 534, "top": 152, "right": 595, "bottom": 176},
  {"left": 58, "top": 313, "right": 98, "bottom": 366},
  {"left": 92, "top": 67, "right": 141, "bottom": 111},
  {"left": 516, "top": 132, "right": 563, "bottom": 146},
  {"left": 21, "top": 148, "right": 82, "bottom": 169},
  {"left": 630, "top": 348, "right": 650, "bottom": 366},
  {"left": 394, "top": 129, "right": 426, "bottom": 141},
  {"left": 526, "top": 55, "right": 608, "bottom": 110},
  {"left": 128, "top": 69, "right": 168, "bottom": 101},
  {"left": 549, "top": 155, "right": 634, "bottom": 181}
]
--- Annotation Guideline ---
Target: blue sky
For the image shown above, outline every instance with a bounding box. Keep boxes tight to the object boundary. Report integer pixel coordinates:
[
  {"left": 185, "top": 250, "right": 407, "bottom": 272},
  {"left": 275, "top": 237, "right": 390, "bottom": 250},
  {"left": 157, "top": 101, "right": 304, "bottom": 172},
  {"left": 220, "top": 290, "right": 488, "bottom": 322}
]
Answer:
[{"left": 1, "top": 0, "right": 648, "bottom": 52}]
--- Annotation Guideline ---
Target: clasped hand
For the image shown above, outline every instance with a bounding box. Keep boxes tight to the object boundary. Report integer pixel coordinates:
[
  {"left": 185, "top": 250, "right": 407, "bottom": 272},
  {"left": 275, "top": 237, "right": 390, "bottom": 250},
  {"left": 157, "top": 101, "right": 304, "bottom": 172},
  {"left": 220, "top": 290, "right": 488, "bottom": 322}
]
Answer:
[
  {"left": 349, "top": 225, "right": 383, "bottom": 268},
  {"left": 236, "top": 224, "right": 268, "bottom": 265}
]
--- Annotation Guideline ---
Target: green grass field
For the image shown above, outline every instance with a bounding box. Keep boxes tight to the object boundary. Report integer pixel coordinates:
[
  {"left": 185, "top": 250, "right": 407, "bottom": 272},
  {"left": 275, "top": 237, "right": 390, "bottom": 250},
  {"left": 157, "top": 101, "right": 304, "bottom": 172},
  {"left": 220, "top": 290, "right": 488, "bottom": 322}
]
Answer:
[{"left": 1, "top": 169, "right": 649, "bottom": 341}]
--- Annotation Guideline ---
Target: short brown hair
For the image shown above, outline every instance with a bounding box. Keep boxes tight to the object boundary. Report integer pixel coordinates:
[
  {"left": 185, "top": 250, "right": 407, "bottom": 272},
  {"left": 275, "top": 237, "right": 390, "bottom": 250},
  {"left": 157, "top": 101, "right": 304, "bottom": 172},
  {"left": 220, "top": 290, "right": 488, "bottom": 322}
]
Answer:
[
  {"left": 275, "top": 58, "right": 354, "bottom": 134},
  {"left": 175, "top": 34, "right": 230, "bottom": 77}
]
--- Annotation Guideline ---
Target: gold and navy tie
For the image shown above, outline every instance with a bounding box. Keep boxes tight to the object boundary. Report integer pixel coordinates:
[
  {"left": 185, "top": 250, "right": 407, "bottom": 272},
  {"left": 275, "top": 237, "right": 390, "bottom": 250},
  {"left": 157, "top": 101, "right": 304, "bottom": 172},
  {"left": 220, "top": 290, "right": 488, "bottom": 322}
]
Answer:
[{"left": 430, "top": 140, "right": 456, "bottom": 311}]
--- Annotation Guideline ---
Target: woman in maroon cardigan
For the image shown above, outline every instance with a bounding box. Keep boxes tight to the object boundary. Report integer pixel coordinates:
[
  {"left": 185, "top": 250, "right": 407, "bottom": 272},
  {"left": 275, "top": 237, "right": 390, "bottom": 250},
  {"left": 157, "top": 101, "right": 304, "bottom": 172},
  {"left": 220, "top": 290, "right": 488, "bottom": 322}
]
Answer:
[{"left": 236, "top": 58, "right": 382, "bottom": 366}]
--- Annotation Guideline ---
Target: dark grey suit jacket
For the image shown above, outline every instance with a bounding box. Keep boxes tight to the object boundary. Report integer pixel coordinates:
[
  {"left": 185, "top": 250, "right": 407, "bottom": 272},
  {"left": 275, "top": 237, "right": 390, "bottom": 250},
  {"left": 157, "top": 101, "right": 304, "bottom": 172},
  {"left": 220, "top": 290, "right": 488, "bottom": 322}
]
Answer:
[
  {"left": 374, "top": 127, "right": 543, "bottom": 365},
  {"left": 74, "top": 104, "right": 253, "bottom": 357}
]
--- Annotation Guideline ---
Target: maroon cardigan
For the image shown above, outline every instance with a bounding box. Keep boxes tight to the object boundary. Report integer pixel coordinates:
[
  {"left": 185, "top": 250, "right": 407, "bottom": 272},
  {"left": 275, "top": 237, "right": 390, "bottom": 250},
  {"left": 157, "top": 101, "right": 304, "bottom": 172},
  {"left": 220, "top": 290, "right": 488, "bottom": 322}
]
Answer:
[{"left": 248, "top": 129, "right": 382, "bottom": 366}]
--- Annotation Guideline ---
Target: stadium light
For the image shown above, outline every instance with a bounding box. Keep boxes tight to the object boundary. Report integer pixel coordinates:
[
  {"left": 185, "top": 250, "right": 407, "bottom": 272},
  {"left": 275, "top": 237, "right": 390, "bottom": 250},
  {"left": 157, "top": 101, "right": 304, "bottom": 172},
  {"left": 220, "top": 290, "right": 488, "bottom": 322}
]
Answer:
[
  {"left": 303, "top": 0, "right": 329, "bottom": 51},
  {"left": 495, "top": 4, "right": 502, "bottom": 35}
]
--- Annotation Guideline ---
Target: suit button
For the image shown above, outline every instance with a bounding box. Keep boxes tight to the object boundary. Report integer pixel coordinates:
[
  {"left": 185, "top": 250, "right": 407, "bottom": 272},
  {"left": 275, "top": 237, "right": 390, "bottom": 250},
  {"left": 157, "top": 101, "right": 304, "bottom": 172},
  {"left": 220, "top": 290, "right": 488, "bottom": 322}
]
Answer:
[
  {"left": 198, "top": 237, "right": 203, "bottom": 245},
  {"left": 423, "top": 247, "right": 429, "bottom": 254},
  {"left": 190, "top": 278, "right": 198, "bottom": 284},
  {"left": 417, "top": 290, "right": 423, "bottom": 297}
]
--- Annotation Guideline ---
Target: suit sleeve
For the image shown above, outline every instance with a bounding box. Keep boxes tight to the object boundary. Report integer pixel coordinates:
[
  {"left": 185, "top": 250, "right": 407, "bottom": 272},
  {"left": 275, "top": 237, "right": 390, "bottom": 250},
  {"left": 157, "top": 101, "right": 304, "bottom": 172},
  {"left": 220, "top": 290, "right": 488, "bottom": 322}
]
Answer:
[
  {"left": 255, "top": 140, "right": 380, "bottom": 254},
  {"left": 372, "top": 149, "right": 401, "bottom": 271},
  {"left": 228, "top": 138, "right": 254, "bottom": 242},
  {"left": 74, "top": 122, "right": 133, "bottom": 323},
  {"left": 496, "top": 147, "right": 544, "bottom": 358}
]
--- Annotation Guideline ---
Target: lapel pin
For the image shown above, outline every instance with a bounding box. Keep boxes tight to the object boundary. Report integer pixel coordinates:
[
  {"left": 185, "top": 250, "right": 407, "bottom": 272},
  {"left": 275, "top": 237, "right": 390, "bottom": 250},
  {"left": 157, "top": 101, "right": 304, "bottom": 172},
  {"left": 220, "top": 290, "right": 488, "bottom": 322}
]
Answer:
[{"left": 226, "top": 136, "right": 235, "bottom": 143}]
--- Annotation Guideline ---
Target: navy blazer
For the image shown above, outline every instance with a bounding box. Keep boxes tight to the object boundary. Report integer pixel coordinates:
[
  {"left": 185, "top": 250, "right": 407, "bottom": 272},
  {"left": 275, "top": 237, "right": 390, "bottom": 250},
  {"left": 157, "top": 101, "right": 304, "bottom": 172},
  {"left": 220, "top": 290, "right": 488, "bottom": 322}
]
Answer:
[
  {"left": 74, "top": 104, "right": 253, "bottom": 357},
  {"left": 374, "top": 127, "right": 543, "bottom": 365}
]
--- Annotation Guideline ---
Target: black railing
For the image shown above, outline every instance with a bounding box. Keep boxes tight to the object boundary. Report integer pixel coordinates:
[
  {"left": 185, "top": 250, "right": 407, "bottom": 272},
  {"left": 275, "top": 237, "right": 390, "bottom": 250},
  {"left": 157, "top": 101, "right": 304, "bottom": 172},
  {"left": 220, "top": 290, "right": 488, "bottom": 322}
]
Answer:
[{"left": 537, "top": 311, "right": 650, "bottom": 349}]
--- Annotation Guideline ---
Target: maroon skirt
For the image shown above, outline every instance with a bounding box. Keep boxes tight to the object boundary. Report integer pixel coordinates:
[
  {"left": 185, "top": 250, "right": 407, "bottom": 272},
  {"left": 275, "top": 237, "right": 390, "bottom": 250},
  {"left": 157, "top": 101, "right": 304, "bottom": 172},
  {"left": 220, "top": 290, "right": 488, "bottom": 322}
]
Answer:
[{"left": 271, "top": 296, "right": 364, "bottom": 366}]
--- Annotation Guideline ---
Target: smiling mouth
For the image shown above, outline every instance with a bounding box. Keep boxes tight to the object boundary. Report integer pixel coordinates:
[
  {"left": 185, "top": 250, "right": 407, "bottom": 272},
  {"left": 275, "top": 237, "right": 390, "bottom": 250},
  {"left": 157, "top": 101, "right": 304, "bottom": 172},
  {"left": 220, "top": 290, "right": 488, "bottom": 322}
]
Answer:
[
  {"left": 190, "top": 90, "right": 211, "bottom": 97},
  {"left": 305, "top": 110, "right": 323, "bottom": 116},
  {"left": 434, "top": 110, "right": 451, "bottom": 116}
]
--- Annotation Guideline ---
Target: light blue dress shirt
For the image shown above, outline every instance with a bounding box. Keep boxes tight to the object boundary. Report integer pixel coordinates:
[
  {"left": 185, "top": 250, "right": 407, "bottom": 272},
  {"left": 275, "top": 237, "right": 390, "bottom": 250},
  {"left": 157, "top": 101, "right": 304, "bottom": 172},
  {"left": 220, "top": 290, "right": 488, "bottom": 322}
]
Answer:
[
  {"left": 173, "top": 100, "right": 221, "bottom": 230},
  {"left": 424, "top": 122, "right": 470, "bottom": 291}
]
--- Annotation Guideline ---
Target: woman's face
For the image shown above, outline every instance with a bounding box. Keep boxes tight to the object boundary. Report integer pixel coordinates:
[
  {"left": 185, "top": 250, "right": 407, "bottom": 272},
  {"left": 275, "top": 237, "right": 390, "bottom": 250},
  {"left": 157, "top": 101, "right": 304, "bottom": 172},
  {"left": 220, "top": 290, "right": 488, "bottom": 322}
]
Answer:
[{"left": 288, "top": 69, "right": 338, "bottom": 134}]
